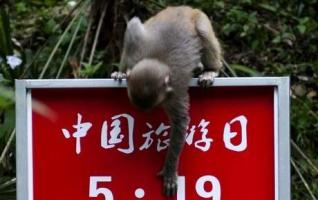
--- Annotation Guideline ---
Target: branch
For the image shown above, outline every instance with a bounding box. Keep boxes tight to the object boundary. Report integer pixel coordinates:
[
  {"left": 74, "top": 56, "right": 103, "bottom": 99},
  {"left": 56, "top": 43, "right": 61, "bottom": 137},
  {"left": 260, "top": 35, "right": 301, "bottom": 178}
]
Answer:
[
  {"left": 0, "top": 129, "right": 15, "bottom": 165},
  {"left": 291, "top": 158, "right": 317, "bottom": 200}
]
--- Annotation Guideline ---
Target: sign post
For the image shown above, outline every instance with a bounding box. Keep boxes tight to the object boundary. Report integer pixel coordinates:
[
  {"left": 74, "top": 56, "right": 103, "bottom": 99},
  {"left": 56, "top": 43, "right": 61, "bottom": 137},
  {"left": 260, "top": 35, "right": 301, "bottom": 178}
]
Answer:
[{"left": 16, "top": 77, "right": 290, "bottom": 200}]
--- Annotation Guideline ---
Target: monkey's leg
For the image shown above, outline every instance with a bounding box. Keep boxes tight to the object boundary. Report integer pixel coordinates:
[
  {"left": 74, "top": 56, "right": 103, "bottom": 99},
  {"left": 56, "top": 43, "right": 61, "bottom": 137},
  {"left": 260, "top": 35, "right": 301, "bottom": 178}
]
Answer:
[
  {"left": 195, "top": 11, "right": 223, "bottom": 87},
  {"left": 111, "top": 50, "right": 127, "bottom": 82},
  {"left": 112, "top": 17, "right": 145, "bottom": 82},
  {"left": 160, "top": 96, "right": 189, "bottom": 196}
]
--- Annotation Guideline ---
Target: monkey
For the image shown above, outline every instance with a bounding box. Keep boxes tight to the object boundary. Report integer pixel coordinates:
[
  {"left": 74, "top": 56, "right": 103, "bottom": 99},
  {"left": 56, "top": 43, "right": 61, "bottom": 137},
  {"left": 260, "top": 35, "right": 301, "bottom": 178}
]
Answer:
[{"left": 111, "top": 6, "right": 223, "bottom": 197}]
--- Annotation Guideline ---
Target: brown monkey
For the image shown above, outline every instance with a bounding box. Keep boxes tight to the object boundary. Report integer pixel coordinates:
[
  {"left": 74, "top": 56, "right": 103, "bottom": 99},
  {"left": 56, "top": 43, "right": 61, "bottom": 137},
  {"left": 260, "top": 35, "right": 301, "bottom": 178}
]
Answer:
[{"left": 112, "top": 6, "right": 222, "bottom": 196}]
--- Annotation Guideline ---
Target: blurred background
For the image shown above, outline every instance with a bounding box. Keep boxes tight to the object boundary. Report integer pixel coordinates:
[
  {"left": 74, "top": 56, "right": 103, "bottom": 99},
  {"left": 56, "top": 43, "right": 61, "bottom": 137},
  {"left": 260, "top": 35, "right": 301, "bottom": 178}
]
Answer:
[{"left": 0, "top": 0, "right": 317, "bottom": 199}]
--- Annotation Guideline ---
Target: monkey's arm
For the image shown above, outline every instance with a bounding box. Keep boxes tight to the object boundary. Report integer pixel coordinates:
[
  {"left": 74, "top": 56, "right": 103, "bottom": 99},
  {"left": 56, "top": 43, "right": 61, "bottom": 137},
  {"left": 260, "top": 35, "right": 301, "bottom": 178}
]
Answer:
[
  {"left": 195, "top": 11, "right": 223, "bottom": 87},
  {"left": 160, "top": 94, "right": 189, "bottom": 196}
]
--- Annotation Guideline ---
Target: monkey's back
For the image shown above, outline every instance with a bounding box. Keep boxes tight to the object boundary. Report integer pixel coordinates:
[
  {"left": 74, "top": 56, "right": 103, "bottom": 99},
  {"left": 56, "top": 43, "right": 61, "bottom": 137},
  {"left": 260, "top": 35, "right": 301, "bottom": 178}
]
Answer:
[
  {"left": 145, "top": 6, "right": 198, "bottom": 34},
  {"left": 144, "top": 6, "right": 203, "bottom": 71}
]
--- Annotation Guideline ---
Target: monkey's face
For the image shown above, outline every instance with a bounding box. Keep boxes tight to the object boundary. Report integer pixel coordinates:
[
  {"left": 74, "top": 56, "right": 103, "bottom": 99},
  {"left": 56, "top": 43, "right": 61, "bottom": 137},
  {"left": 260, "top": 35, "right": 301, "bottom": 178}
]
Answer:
[
  {"left": 127, "top": 79, "right": 169, "bottom": 111},
  {"left": 129, "top": 91, "right": 160, "bottom": 111}
]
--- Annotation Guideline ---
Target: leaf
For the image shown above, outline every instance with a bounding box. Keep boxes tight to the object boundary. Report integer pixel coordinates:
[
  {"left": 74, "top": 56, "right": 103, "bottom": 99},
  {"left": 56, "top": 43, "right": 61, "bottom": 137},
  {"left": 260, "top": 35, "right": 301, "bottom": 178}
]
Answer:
[
  {"left": 80, "top": 62, "right": 103, "bottom": 78},
  {"left": 230, "top": 64, "right": 261, "bottom": 76},
  {"left": 299, "top": 17, "right": 310, "bottom": 24},
  {"left": 15, "top": 2, "right": 28, "bottom": 13},
  {"left": 258, "top": 3, "right": 278, "bottom": 12},
  {"left": 297, "top": 25, "right": 306, "bottom": 34},
  {"left": 0, "top": 86, "right": 14, "bottom": 103},
  {"left": 44, "top": 19, "right": 58, "bottom": 35},
  {"left": 272, "top": 35, "right": 282, "bottom": 44}
]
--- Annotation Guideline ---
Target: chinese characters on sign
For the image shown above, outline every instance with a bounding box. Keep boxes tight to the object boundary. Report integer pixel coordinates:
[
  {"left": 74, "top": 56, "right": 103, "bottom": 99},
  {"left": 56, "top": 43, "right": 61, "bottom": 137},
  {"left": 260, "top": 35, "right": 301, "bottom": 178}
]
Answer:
[
  {"left": 61, "top": 113, "right": 92, "bottom": 154},
  {"left": 61, "top": 113, "right": 248, "bottom": 155},
  {"left": 30, "top": 87, "right": 277, "bottom": 200}
]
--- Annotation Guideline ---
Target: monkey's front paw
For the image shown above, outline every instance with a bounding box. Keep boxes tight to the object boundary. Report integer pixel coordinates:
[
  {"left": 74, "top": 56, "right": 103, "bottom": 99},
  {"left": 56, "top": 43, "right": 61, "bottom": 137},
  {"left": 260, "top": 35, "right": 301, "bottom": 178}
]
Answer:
[
  {"left": 111, "top": 71, "right": 126, "bottom": 81},
  {"left": 158, "top": 169, "right": 178, "bottom": 197},
  {"left": 198, "top": 71, "right": 218, "bottom": 87}
]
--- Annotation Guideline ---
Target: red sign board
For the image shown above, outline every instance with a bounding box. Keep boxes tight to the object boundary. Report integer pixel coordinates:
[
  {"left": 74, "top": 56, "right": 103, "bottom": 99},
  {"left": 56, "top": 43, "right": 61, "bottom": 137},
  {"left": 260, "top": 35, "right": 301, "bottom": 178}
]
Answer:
[
  {"left": 16, "top": 78, "right": 290, "bottom": 200},
  {"left": 30, "top": 86, "right": 275, "bottom": 200}
]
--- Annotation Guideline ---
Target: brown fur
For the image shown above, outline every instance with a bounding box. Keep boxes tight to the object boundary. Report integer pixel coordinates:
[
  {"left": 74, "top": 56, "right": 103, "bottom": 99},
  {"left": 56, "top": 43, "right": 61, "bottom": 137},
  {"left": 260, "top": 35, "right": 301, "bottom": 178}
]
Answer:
[{"left": 112, "top": 6, "right": 223, "bottom": 196}]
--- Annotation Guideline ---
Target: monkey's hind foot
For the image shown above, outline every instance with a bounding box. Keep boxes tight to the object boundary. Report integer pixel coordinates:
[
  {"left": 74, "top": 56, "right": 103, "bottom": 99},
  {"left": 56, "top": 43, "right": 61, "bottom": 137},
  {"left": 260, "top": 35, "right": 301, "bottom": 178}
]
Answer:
[
  {"left": 198, "top": 71, "right": 218, "bottom": 87},
  {"left": 157, "top": 169, "right": 178, "bottom": 197},
  {"left": 111, "top": 71, "right": 127, "bottom": 82}
]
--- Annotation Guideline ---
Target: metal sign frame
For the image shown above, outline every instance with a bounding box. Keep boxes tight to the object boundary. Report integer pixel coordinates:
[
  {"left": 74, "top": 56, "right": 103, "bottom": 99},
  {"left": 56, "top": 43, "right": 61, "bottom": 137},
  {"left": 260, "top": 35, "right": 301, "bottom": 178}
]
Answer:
[{"left": 15, "top": 77, "right": 290, "bottom": 200}]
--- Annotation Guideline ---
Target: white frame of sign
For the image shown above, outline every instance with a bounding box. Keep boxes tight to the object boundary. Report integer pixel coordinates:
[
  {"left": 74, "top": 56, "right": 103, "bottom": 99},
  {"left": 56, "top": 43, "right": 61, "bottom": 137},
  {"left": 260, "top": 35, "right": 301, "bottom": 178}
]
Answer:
[{"left": 15, "top": 77, "right": 290, "bottom": 200}]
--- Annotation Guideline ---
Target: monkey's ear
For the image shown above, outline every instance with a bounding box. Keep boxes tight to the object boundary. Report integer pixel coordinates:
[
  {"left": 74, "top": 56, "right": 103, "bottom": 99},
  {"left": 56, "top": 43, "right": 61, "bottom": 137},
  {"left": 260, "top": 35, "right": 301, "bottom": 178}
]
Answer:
[
  {"left": 165, "top": 75, "right": 173, "bottom": 93},
  {"left": 126, "top": 69, "right": 131, "bottom": 80},
  {"left": 165, "top": 75, "right": 170, "bottom": 85}
]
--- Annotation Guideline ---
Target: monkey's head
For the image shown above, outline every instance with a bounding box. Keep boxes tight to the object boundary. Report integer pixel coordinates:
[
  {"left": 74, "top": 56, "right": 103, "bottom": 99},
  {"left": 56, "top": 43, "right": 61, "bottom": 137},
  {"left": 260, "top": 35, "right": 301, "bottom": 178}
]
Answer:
[{"left": 126, "top": 59, "right": 173, "bottom": 111}]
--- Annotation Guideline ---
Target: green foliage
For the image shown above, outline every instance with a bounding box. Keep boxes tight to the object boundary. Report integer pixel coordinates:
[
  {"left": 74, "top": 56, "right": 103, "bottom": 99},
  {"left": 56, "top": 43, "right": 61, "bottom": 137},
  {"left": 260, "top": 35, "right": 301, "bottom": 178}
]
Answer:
[
  {"left": 0, "top": 0, "right": 317, "bottom": 199},
  {"left": 80, "top": 62, "right": 103, "bottom": 78}
]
